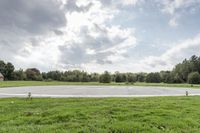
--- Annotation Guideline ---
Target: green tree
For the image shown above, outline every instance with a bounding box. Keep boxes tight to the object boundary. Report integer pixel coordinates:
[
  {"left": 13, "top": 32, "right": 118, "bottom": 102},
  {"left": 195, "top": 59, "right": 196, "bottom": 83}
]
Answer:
[
  {"left": 13, "top": 69, "right": 26, "bottom": 80},
  {"left": 190, "top": 55, "right": 199, "bottom": 72},
  {"left": 146, "top": 72, "right": 161, "bottom": 83},
  {"left": 42, "top": 72, "right": 48, "bottom": 80},
  {"left": 0, "top": 61, "right": 15, "bottom": 80},
  {"left": 171, "top": 55, "right": 200, "bottom": 83},
  {"left": 47, "top": 71, "right": 62, "bottom": 81},
  {"left": 81, "top": 72, "right": 89, "bottom": 82},
  {"left": 90, "top": 73, "right": 99, "bottom": 82},
  {"left": 188, "top": 72, "right": 200, "bottom": 84},
  {"left": 0, "top": 60, "right": 6, "bottom": 77},
  {"left": 180, "top": 59, "right": 191, "bottom": 82},
  {"left": 127, "top": 73, "right": 137, "bottom": 83},
  {"left": 160, "top": 71, "right": 173, "bottom": 83},
  {"left": 5, "top": 62, "right": 15, "bottom": 80},
  {"left": 115, "top": 72, "right": 123, "bottom": 83},
  {"left": 26, "top": 68, "right": 42, "bottom": 81},
  {"left": 137, "top": 73, "right": 146, "bottom": 82},
  {"left": 99, "top": 71, "right": 111, "bottom": 83}
]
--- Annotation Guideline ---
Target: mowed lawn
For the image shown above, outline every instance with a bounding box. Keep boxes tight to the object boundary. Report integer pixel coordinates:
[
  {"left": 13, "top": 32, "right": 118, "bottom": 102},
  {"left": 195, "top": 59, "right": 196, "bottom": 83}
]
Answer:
[
  {"left": 0, "top": 97, "right": 200, "bottom": 132},
  {"left": 0, "top": 81, "right": 200, "bottom": 88}
]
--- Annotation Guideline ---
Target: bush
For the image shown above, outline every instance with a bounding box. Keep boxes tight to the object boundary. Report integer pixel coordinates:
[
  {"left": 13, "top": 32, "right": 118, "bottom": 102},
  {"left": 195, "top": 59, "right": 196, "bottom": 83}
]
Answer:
[
  {"left": 127, "top": 74, "right": 137, "bottom": 83},
  {"left": 99, "top": 71, "right": 111, "bottom": 83},
  {"left": 146, "top": 72, "right": 161, "bottom": 83},
  {"left": 26, "top": 68, "right": 42, "bottom": 81},
  {"left": 115, "top": 73, "right": 126, "bottom": 83},
  {"left": 188, "top": 72, "right": 200, "bottom": 84}
]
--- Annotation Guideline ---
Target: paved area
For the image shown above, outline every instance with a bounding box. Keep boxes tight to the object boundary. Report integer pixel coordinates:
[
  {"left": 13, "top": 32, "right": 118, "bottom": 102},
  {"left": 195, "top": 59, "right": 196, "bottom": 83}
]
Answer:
[{"left": 0, "top": 86, "right": 200, "bottom": 98}]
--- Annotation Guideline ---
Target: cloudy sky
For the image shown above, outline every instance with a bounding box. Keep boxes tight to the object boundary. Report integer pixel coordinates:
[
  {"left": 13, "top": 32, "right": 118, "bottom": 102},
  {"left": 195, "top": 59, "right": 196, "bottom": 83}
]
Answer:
[{"left": 0, "top": 0, "right": 200, "bottom": 73}]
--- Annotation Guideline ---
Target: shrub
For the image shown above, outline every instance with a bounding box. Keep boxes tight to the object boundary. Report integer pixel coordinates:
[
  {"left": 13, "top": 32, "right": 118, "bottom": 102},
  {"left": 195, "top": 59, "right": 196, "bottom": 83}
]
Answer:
[
  {"left": 146, "top": 72, "right": 161, "bottom": 83},
  {"left": 188, "top": 72, "right": 200, "bottom": 84},
  {"left": 99, "top": 71, "right": 111, "bottom": 83}
]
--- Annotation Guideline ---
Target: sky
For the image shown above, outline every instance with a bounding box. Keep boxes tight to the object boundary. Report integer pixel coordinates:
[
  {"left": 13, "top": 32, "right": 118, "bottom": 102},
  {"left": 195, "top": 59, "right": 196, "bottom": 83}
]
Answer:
[{"left": 0, "top": 0, "right": 200, "bottom": 73}]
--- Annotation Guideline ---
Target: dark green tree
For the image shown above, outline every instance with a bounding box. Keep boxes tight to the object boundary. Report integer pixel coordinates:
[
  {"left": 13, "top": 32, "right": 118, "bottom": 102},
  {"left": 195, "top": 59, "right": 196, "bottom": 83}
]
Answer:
[
  {"left": 160, "top": 71, "right": 173, "bottom": 83},
  {"left": 0, "top": 60, "right": 6, "bottom": 77},
  {"left": 99, "top": 71, "right": 111, "bottom": 83},
  {"left": 13, "top": 69, "right": 26, "bottom": 80},
  {"left": 115, "top": 72, "right": 123, "bottom": 83},
  {"left": 190, "top": 55, "right": 199, "bottom": 72},
  {"left": 90, "top": 73, "right": 99, "bottom": 82},
  {"left": 188, "top": 72, "right": 200, "bottom": 84},
  {"left": 146, "top": 72, "right": 161, "bottom": 83},
  {"left": 5, "top": 62, "right": 15, "bottom": 80},
  {"left": 136, "top": 73, "right": 146, "bottom": 82},
  {"left": 81, "top": 72, "right": 89, "bottom": 82},
  {"left": 47, "top": 71, "right": 62, "bottom": 81},
  {"left": 0, "top": 61, "right": 15, "bottom": 80},
  {"left": 26, "top": 68, "right": 42, "bottom": 81},
  {"left": 127, "top": 73, "right": 137, "bottom": 83}
]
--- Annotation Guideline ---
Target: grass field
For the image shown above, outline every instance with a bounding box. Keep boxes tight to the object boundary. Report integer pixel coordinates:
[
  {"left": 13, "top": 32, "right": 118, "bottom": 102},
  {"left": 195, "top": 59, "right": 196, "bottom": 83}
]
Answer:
[
  {"left": 0, "top": 96, "right": 200, "bottom": 132},
  {"left": 0, "top": 81, "right": 200, "bottom": 88}
]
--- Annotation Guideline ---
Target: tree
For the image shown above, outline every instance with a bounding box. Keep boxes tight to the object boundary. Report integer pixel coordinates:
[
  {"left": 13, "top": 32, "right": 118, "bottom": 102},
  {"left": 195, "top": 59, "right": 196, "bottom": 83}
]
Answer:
[
  {"left": 0, "top": 61, "right": 15, "bottom": 80},
  {"left": 90, "top": 73, "right": 99, "bottom": 82},
  {"left": 42, "top": 72, "right": 48, "bottom": 80},
  {"left": 26, "top": 68, "right": 42, "bottom": 81},
  {"left": 5, "top": 62, "right": 15, "bottom": 80},
  {"left": 99, "top": 71, "right": 111, "bottom": 83},
  {"left": 0, "top": 60, "right": 6, "bottom": 77},
  {"left": 115, "top": 72, "right": 123, "bottom": 82},
  {"left": 13, "top": 69, "right": 26, "bottom": 80},
  {"left": 172, "top": 63, "right": 184, "bottom": 83},
  {"left": 160, "top": 71, "right": 173, "bottom": 83},
  {"left": 188, "top": 72, "right": 200, "bottom": 84},
  {"left": 171, "top": 55, "right": 200, "bottom": 83},
  {"left": 127, "top": 73, "right": 137, "bottom": 83},
  {"left": 47, "top": 71, "right": 62, "bottom": 81},
  {"left": 137, "top": 73, "right": 146, "bottom": 82},
  {"left": 81, "top": 72, "right": 89, "bottom": 82},
  {"left": 180, "top": 59, "right": 191, "bottom": 82},
  {"left": 190, "top": 55, "right": 199, "bottom": 72},
  {"left": 146, "top": 72, "right": 161, "bottom": 83}
]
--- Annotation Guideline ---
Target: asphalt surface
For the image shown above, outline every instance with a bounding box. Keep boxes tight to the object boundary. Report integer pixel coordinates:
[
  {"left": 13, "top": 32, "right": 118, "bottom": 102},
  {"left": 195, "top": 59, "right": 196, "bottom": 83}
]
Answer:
[{"left": 0, "top": 85, "right": 200, "bottom": 98}]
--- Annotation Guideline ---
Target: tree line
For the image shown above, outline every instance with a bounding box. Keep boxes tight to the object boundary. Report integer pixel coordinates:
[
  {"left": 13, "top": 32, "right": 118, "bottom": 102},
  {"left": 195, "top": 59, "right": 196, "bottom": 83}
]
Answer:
[{"left": 0, "top": 55, "right": 200, "bottom": 84}]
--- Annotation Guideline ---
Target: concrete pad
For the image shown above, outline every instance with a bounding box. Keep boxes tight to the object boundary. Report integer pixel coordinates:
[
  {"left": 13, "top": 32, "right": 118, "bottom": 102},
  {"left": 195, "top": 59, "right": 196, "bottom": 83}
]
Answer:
[{"left": 0, "top": 86, "right": 200, "bottom": 98}]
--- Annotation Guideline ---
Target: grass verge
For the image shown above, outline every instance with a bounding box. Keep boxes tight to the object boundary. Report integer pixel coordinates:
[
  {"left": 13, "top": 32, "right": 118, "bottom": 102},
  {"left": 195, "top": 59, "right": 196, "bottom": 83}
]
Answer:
[
  {"left": 0, "top": 96, "right": 200, "bottom": 132},
  {"left": 0, "top": 81, "right": 200, "bottom": 88}
]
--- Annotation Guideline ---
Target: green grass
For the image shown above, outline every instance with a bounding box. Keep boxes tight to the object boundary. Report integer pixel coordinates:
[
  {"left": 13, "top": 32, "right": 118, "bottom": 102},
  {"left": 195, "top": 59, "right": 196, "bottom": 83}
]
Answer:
[
  {"left": 0, "top": 97, "right": 200, "bottom": 132},
  {"left": 0, "top": 81, "right": 200, "bottom": 88}
]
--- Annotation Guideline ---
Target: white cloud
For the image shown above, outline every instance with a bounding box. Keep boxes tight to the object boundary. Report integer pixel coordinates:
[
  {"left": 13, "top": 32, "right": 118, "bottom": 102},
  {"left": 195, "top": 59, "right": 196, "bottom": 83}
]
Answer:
[
  {"left": 0, "top": 0, "right": 137, "bottom": 72},
  {"left": 160, "top": 0, "right": 200, "bottom": 27},
  {"left": 162, "top": 0, "right": 187, "bottom": 15},
  {"left": 0, "top": 0, "right": 199, "bottom": 73},
  {"left": 138, "top": 34, "right": 200, "bottom": 72},
  {"left": 55, "top": 0, "right": 137, "bottom": 71}
]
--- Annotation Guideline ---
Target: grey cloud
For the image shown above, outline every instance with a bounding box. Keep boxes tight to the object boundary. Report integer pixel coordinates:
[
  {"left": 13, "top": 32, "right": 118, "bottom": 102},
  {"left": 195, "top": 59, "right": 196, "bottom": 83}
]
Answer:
[
  {"left": 59, "top": 45, "right": 87, "bottom": 64},
  {"left": 54, "top": 29, "right": 64, "bottom": 36},
  {"left": 0, "top": 0, "right": 66, "bottom": 35},
  {"left": 29, "top": 38, "right": 39, "bottom": 46},
  {"left": 59, "top": 24, "right": 132, "bottom": 66},
  {"left": 0, "top": 37, "right": 25, "bottom": 60},
  {"left": 0, "top": 0, "right": 137, "bottom": 71},
  {"left": 148, "top": 59, "right": 167, "bottom": 68},
  {"left": 80, "top": 24, "right": 126, "bottom": 50},
  {"left": 0, "top": 0, "right": 67, "bottom": 63},
  {"left": 96, "top": 59, "right": 113, "bottom": 65},
  {"left": 59, "top": 43, "right": 114, "bottom": 65}
]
